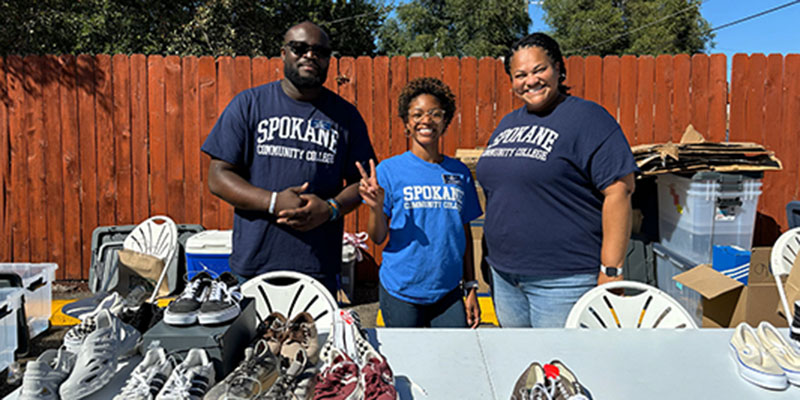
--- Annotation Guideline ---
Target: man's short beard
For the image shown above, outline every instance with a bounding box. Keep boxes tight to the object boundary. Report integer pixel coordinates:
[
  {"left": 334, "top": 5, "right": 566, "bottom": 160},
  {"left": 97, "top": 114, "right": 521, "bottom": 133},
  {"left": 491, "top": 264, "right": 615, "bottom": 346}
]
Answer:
[{"left": 284, "top": 64, "right": 327, "bottom": 89}]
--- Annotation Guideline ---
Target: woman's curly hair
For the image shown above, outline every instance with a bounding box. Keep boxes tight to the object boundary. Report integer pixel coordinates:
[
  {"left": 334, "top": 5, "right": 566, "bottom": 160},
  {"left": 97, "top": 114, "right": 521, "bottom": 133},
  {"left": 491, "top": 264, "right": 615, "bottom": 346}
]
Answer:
[{"left": 397, "top": 77, "right": 456, "bottom": 130}]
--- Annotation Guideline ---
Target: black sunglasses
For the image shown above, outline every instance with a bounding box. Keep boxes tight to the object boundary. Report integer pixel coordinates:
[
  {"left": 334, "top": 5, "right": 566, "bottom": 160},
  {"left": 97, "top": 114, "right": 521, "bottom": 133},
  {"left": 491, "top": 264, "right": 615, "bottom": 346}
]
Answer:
[{"left": 284, "top": 41, "right": 332, "bottom": 58}]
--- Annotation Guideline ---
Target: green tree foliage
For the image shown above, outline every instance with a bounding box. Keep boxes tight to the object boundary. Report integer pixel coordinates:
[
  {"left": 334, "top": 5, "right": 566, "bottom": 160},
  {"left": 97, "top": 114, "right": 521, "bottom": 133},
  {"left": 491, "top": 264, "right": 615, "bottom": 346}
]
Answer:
[
  {"left": 542, "top": 0, "right": 714, "bottom": 57},
  {"left": 0, "top": 0, "right": 387, "bottom": 57},
  {"left": 378, "top": 0, "right": 531, "bottom": 58}
]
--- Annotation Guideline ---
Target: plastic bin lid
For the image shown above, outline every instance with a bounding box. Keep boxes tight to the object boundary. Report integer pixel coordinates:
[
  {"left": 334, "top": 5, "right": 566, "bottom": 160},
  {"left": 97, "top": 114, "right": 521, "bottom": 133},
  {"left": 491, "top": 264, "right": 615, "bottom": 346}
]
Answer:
[
  {"left": 0, "top": 288, "right": 23, "bottom": 310},
  {"left": 186, "top": 230, "right": 233, "bottom": 254}
]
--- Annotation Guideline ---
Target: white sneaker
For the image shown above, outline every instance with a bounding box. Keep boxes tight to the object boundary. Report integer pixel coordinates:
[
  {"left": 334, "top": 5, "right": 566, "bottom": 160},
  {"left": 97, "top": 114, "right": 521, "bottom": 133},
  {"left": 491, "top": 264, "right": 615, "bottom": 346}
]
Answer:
[
  {"left": 756, "top": 321, "right": 800, "bottom": 386},
  {"left": 155, "top": 348, "right": 215, "bottom": 400},
  {"left": 730, "top": 322, "right": 789, "bottom": 390},
  {"left": 60, "top": 309, "right": 142, "bottom": 399},
  {"left": 63, "top": 292, "right": 125, "bottom": 353},
  {"left": 114, "top": 346, "right": 175, "bottom": 400},
  {"left": 18, "top": 347, "right": 76, "bottom": 400}
]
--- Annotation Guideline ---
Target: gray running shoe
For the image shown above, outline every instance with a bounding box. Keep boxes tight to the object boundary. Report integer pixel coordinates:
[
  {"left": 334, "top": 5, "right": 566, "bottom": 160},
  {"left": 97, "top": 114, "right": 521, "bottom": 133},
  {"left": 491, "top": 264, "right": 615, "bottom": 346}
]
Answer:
[
  {"left": 203, "top": 340, "right": 279, "bottom": 399},
  {"left": 113, "top": 346, "right": 175, "bottom": 400},
  {"left": 164, "top": 272, "right": 213, "bottom": 326},
  {"left": 157, "top": 348, "right": 215, "bottom": 400},
  {"left": 18, "top": 347, "right": 76, "bottom": 400},
  {"left": 259, "top": 346, "right": 317, "bottom": 400},
  {"left": 545, "top": 361, "right": 591, "bottom": 400}
]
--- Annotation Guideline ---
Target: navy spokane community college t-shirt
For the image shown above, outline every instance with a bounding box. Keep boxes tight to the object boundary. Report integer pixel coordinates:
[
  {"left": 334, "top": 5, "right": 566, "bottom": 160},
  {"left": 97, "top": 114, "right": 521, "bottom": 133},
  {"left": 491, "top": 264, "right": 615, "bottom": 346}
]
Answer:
[
  {"left": 475, "top": 96, "right": 638, "bottom": 277},
  {"left": 202, "top": 81, "right": 376, "bottom": 277}
]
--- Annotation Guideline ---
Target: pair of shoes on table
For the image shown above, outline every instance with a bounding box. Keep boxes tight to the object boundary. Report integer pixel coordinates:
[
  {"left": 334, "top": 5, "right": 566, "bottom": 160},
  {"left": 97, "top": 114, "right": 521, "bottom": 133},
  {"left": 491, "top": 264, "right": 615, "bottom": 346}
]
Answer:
[
  {"left": 202, "top": 341, "right": 280, "bottom": 400},
  {"left": 117, "top": 347, "right": 215, "bottom": 400},
  {"left": 730, "top": 321, "right": 800, "bottom": 390},
  {"left": 59, "top": 309, "right": 142, "bottom": 399},
  {"left": 164, "top": 271, "right": 242, "bottom": 326},
  {"left": 511, "top": 360, "right": 591, "bottom": 400}
]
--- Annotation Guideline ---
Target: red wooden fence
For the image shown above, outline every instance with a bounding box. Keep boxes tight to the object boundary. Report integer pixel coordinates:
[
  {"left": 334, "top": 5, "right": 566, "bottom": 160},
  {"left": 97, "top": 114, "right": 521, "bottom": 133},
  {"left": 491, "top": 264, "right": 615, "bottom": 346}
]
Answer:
[{"left": 1, "top": 53, "right": 798, "bottom": 280}]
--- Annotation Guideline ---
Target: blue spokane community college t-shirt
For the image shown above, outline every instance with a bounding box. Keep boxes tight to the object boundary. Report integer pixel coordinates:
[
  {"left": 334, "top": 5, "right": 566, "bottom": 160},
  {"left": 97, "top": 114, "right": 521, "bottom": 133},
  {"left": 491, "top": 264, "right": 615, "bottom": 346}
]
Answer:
[
  {"left": 378, "top": 152, "right": 483, "bottom": 304},
  {"left": 201, "top": 81, "right": 375, "bottom": 277},
  {"left": 475, "top": 96, "right": 638, "bottom": 277}
]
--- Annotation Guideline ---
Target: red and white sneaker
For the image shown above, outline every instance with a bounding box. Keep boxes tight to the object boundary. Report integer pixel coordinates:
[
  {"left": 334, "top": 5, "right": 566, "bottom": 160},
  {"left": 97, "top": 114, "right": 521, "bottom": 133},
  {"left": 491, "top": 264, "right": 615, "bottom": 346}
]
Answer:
[{"left": 313, "top": 347, "right": 361, "bottom": 400}]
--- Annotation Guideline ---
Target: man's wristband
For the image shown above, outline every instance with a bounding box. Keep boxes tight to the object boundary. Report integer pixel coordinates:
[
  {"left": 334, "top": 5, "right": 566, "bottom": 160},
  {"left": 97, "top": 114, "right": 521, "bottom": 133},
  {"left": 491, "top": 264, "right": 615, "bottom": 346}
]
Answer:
[
  {"left": 462, "top": 280, "right": 479, "bottom": 296},
  {"left": 326, "top": 198, "right": 342, "bottom": 221},
  {"left": 268, "top": 192, "right": 277, "bottom": 215}
]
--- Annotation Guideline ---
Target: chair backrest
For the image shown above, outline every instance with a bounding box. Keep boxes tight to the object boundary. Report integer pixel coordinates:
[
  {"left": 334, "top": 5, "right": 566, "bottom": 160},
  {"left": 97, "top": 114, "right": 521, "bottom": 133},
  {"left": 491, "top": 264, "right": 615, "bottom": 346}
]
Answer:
[
  {"left": 565, "top": 281, "right": 698, "bottom": 329},
  {"left": 240, "top": 270, "right": 339, "bottom": 333},
  {"left": 770, "top": 227, "right": 800, "bottom": 278},
  {"left": 123, "top": 215, "right": 178, "bottom": 263},
  {"left": 788, "top": 201, "right": 800, "bottom": 230}
]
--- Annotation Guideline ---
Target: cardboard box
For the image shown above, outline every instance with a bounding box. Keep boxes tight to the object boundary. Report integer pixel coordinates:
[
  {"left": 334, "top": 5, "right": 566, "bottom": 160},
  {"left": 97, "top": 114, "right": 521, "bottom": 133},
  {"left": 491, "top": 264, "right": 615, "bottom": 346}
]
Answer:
[{"left": 673, "top": 247, "right": 787, "bottom": 328}]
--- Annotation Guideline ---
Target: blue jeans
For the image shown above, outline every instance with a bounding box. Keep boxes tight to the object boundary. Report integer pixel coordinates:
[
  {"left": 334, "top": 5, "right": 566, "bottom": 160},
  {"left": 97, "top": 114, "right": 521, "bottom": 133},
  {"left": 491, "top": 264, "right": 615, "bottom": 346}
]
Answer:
[
  {"left": 491, "top": 267, "right": 596, "bottom": 328},
  {"left": 379, "top": 283, "right": 467, "bottom": 328}
]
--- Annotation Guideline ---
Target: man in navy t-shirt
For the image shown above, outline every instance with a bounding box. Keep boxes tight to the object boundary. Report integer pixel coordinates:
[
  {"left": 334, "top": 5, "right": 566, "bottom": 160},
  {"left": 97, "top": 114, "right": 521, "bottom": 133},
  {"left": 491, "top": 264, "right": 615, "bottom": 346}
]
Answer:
[{"left": 201, "top": 22, "right": 375, "bottom": 294}]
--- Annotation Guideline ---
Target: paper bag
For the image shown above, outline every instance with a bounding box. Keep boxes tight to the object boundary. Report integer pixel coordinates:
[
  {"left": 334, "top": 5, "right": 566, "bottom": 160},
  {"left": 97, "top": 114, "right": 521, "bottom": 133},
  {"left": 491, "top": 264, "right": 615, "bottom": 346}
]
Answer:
[{"left": 117, "top": 249, "right": 169, "bottom": 297}]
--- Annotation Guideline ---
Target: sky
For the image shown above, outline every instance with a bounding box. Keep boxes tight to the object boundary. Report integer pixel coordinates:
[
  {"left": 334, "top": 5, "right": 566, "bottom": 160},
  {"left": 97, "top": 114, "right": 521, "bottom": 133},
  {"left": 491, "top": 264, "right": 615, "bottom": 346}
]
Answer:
[{"left": 528, "top": 0, "right": 800, "bottom": 73}]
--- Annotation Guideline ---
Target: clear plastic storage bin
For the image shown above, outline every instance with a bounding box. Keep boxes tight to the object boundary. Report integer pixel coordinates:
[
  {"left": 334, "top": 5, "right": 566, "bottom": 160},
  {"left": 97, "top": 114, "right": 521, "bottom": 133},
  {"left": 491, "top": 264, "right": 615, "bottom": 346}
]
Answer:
[
  {"left": 653, "top": 243, "right": 703, "bottom": 327},
  {"left": 656, "top": 173, "right": 762, "bottom": 263},
  {"left": 0, "top": 287, "right": 23, "bottom": 372},
  {"left": 0, "top": 263, "right": 58, "bottom": 338}
]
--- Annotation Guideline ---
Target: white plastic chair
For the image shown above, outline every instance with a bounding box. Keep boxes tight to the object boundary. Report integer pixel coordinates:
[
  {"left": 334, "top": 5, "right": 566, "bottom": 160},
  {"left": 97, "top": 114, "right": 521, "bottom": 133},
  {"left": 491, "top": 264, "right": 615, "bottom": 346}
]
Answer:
[
  {"left": 240, "top": 270, "right": 339, "bottom": 333},
  {"left": 770, "top": 227, "right": 800, "bottom": 325},
  {"left": 123, "top": 215, "right": 178, "bottom": 302},
  {"left": 565, "top": 281, "right": 698, "bottom": 329}
]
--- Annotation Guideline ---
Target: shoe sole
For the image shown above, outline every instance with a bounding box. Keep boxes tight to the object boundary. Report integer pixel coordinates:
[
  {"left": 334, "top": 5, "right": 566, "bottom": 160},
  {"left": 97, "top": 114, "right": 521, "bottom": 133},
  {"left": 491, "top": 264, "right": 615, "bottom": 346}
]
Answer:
[
  {"left": 197, "top": 306, "right": 240, "bottom": 325},
  {"left": 163, "top": 310, "right": 198, "bottom": 326},
  {"left": 729, "top": 344, "right": 789, "bottom": 390}
]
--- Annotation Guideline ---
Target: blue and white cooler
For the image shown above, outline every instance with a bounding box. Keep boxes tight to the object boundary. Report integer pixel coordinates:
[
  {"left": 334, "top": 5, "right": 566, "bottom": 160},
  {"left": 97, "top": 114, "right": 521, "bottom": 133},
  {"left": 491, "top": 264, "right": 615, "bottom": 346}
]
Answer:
[{"left": 185, "top": 230, "right": 233, "bottom": 280}]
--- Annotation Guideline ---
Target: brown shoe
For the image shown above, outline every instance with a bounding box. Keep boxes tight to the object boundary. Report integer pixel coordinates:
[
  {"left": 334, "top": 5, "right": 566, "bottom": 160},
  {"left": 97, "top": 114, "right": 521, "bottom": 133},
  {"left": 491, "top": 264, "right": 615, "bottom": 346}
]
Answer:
[
  {"left": 281, "top": 312, "right": 319, "bottom": 365},
  {"left": 261, "top": 312, "right": 288, "bottom": 356},
  {"left": 511, "top": 362, "right": 548, "bottom": 400}
]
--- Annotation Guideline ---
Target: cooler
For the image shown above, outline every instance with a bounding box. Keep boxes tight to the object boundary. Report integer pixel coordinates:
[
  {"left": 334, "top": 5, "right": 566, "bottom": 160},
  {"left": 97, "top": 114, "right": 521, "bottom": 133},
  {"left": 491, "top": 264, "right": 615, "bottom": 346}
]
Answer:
[
  {"left": 656, "top": 172, "right": 762, "bottom": 263},
  {"left": 185, "top": 230, "right": 233, "bottom": 280}
]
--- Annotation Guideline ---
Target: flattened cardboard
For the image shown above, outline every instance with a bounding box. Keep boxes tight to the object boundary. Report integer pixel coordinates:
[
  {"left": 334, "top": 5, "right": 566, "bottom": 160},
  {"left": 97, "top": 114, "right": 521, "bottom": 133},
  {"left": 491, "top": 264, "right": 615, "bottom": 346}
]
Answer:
[{"left": 673, "top": 264, "right": 743, "bottom": 299}]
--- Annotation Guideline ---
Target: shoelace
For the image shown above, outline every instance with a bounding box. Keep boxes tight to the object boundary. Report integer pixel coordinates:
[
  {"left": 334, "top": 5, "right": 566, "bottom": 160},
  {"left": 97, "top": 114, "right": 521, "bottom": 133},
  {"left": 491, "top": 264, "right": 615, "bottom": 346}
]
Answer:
[
  {"left": 527, "top": 382, "right": 554, "bottom": 400},
  {"left": 180, "top": 278, "right": 208, "bottom": 302},
  {"left": 208, "top": 280, "right": 242, "bottom": 304},
  {"left": 118, "top": 369, "right": 152, "bottom": 397},
  {"left": 162, "top": 368, "right": 204, "bottom": 400}
]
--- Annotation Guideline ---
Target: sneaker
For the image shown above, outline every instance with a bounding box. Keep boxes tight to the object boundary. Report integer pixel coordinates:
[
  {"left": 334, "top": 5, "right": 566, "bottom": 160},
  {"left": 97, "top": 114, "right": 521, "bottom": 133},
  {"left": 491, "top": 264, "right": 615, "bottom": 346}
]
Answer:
[
  {"left": 729, "top": 322, "right": 789, "bottom": 390},
  {"left": 204, "top": 341, "right": 279, "bottom": 399},
  {"left": 198, "top": 272, "right": 243, "bottom": 325},
  {"left": 156, "top": 348, "right": 215, "bottom": 400},
  {"left": 261, "top": 312, "right": 288, "bottom": 356},
  {"left": 63, "top": 292, "right": 124, "bottom": 353},
  {"left": 545, "top": 361, "right": 591, "bottom": 400},
  {"left": 313, "top": 347, "right": 362, "bottom": 400},
  {"left": 60, "top": 309, "right": 142, "bottom": 399},
  {"left": 114, "top": 346, "right": 175, "bottom": 400},
  {"left": 756, "top": 321, "right": 800, "bottom": 386},
  {"left": 791, "top": 300, "right": 800, "bottom": 344},
  {"left": 511, "top": 362, "right": 549, "bottom": 400},
  {"left": 164, "top": 272, "right": 213, "bottom": 326},
  {"left": 360, "top": 348, "right": 396, "bottom": 400},
  {"left": 260, "top": 347, "right": 316, "bottom": 400},
  {"left": 120, "top": 301, "right": 164, "bottom": 334},
  {"left": 18, "top": 347, "right": 76, "bottom": 400},
  {"left": 281, "top": 312, "right": 320, "bottom": 365}
]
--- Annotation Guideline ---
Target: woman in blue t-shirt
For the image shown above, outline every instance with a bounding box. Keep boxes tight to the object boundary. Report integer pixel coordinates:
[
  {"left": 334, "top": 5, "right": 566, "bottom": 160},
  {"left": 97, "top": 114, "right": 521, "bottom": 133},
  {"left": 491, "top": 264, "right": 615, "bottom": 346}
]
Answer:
[
  {"left": 357, "top": 78, "right": 483, "bottom": 328},
  {"left": 475, "top": 33, "right": 638, "bottom": 328}
]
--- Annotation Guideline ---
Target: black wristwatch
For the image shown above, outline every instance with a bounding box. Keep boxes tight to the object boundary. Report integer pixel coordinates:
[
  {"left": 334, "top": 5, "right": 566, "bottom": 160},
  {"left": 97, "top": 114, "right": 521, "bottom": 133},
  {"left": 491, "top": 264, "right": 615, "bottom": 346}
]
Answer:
[{"left": 600, "top": 264, "right": 622, "bottom": 277}]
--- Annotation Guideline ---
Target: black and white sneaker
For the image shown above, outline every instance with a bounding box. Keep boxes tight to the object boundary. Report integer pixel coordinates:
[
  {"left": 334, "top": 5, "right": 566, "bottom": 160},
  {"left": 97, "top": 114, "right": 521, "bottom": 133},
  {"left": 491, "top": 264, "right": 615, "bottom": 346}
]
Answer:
[
  {"left": 198, "top": 272, "right": 243, "bottom": 325},
  {"left": 164, "top": 272, "right": 213, "bottom": 326}
]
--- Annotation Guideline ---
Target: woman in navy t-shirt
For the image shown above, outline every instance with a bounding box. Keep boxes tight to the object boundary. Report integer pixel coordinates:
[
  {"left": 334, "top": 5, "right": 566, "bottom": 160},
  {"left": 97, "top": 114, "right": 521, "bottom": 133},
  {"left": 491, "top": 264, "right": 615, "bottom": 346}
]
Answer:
[{"left": 476, "top": 33, "right": 638, "bottom": 328}]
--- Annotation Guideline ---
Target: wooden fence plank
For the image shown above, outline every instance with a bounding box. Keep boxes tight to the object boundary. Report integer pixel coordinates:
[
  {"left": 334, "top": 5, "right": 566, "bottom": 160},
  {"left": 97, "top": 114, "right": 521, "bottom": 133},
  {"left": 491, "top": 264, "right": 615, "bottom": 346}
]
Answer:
[
  {"left": 148, "top": 56, "right": 167, "bottom": 217},
  {"left": 252, "top": 57, "right": 269, "bottom": 87},
  {"left": 25, "top": 56, "right": 48, "bottom": 261},
  {"left": 744, "top": 54, "right": 766, "bottom": 144},
  {"left": 324, "top": 56, "right": 337, "bottom": 93},
  {"left": 729, "top": 54, "right": 749, "bottom": 142},
  {"left": 77, "top": 55, "right": 97, "bottom": 276},
  {"left": 690, "top": 54, "right": 710, "bottom": 138},
  {"left": 130, "top": 54, "right": 149, "bottom": 225},
  {"left": 43, "top": 56, "right": 65, "bottom": 274},
  {"left": 762, "top": 54, "right": 785, "bottom": 226},
  {"left": 565, "top": 56, "right": 584, "bottom": 100},
  {"left": 601, "top": 56, "right": 620, "bottom": 120},
  {"left": 708, "top": 54, "right": 727, "bottom": 142},
  {"left": 58, "top": 55, "right": 81, "bottom": 279},
  {"left": 672, "top": 54, "right": 691, "bottom": 142},
  {"left": 0, "top": 58, "right": 8, "bottom": 261},
  {"left": 476, "top": 58, "right": 495, "bottom": 147},
  {"left": 269, "top": 57, "right": 283, "bottom": 84},
  {"left": 183, "top": 56, "right": 202, "bottom": 225},
  {"left": 217, "top": 57, "right": 236, "bottom": 229},
  {"left": 442, "top": 57, "right": 461, "bottom": 156},
  {"left": 371, "top": 56, "right": 390, "bottom": 265},
  {"left": 389, "top": 56, "right": 407, "bottom": 156},
  {"left": 784, "top": 55, "right": 800, "bottom": 202},
  {"left": 95, "top": 55, "right": 116, "bottom": 227},
  {"left": 7, "top": 56, "right": 29, "bottom": 261},
  {"left": 199, "top": 56, "right": 219, "bottom": 230},
  {"left": 495, "top": 58, "right": 513, "bottom": 129},
  {"left": 355, "top": 56, "right": 374, "bottom": 236},
  {"left": 338, "top": 57, "right": 357, "bottom": 235},
  {"left": 654, "top": 55, "right": 673, "bottom": 143},
  {"left": 408, "top": 57, "right": 424, "bottom": 80},
  {"left": 165, "top": 56, "right": 185, "bottom": 223},
  {"left": 636, "top": 56, "right": 655, "bottom": 144},
  {"left": 459, "top": 57, "right": 477, "bottom": 148},
  {"left": 584, "top": 56, "right": 602, "bottom": 104},
  {"left": 112, "top": 54, "right": 133, "bottom": 225},
  {"left": 424, "top": 57, "right": 442, "bottom": 80},
  {"left": 619, "top": 55, "right": 637, "bottom": 144}
]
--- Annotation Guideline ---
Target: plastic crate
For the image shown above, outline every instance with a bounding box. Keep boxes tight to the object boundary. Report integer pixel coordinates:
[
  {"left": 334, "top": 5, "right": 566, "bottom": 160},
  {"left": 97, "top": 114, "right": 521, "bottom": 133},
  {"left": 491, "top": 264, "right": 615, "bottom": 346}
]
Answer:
[
  {"left": 186, "top": 230, "right": 232, "bottom": 280},
  {"left": 653, "top": 243, "right": 703, "bottom": 327},
  {"left": 0, "top": 263, "right": 58, "bottom": 338},
  {"left": 0, "top": 287, "right": 23, "bottom": 372},
  {"left": 656, "top": 172, "right": 762, "bottom": 263}
]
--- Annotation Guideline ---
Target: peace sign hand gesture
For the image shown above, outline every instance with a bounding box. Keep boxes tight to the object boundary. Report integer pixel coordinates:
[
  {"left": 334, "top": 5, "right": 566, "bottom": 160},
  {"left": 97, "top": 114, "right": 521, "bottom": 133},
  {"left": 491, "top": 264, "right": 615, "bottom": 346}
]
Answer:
[{"left": 356, "top": 159, "right": 384, "bottom": 211}]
